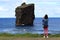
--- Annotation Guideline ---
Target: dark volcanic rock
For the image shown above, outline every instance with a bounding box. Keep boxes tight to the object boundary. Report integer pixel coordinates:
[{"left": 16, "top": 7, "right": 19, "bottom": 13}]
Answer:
[{"left": 15, "top": 3, "right": 35, "bottom": 26}]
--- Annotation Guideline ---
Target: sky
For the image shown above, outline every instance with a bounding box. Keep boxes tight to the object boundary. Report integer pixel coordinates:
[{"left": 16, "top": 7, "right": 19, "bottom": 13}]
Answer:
[{"left": 0, "top": 0, "right": 60, "bottom": 18}]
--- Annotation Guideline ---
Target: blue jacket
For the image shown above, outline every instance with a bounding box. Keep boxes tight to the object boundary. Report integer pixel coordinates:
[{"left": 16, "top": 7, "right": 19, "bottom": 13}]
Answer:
[{"left": 42, "top": 19, "right": 48, "bottom": 26}]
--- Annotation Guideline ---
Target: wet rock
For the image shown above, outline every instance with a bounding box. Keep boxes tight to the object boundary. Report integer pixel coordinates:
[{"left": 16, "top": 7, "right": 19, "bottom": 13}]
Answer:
[{"left": 15, "top": 2, "right": 35, "bottom": 26}]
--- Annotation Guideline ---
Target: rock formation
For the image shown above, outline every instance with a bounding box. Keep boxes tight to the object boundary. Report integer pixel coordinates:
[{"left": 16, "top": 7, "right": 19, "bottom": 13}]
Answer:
[{"left": 15, "top": 2, "right": 35, "bottom": 26}]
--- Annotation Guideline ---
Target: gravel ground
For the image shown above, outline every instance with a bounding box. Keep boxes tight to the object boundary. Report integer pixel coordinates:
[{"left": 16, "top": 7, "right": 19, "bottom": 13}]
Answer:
[{"left": 0, "top": 37, "right": 60, "bottom": 40}]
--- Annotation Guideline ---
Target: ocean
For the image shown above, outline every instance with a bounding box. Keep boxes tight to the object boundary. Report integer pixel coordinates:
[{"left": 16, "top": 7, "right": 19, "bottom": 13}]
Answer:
[{"left": 0, "top": 18, "right": 60, "bottom": 34}]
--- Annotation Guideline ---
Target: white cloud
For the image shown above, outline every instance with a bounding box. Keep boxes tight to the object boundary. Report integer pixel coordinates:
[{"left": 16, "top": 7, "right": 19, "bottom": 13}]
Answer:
[
  {"left": 39, "top": 0, "right": 60, "bottom": 2},
  {"left": 22, "top": 0, "right": 27, "bottom": 2},
  {"left": 0, "top": 6, "right": 8, "bottom": 11},
  {"left": 0, "top": 0, "right": 10, "bottom": 2}
]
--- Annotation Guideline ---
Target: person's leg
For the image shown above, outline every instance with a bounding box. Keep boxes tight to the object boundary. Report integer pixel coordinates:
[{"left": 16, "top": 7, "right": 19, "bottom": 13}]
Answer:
[
  {"left": 45, "top": 27, "right": 48, "bottom": 38},
  {"left": 44, "top": 28, "right": 46, "bottom": 38}
]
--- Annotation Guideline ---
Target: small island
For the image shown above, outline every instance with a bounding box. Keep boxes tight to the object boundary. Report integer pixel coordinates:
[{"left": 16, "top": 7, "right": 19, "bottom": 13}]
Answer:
[{"left": 15, "top": 2, "right": 35, "bottom": 26}]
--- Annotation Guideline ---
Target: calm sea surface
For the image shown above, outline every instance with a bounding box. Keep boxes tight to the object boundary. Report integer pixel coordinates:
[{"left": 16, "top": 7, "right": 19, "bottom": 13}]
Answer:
[{"left": 0, "top": 18, "right": 60, "bottom": 34}]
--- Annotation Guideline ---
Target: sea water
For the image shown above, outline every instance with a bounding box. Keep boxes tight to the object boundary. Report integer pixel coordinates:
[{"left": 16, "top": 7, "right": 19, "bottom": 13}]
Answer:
[{"left": 0, "top": 18, "right": 60, "bottom": 34}]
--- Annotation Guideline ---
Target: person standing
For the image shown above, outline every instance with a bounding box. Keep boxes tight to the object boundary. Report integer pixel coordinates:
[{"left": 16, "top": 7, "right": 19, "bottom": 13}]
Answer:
[{"left": 42, "top": 14, "right": 48, "bottom": 38}]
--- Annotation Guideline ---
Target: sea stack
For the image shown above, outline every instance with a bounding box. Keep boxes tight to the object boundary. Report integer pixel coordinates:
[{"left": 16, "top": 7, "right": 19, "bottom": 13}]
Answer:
[{"left": 15, "top": 2, "right": 35, "bottom": 26}]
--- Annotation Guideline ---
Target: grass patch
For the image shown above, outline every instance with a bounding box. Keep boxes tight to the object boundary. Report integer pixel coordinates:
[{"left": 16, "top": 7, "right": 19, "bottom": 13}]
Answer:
[
  {"left": 49, "top": 34, "right": 60, "bottom": 37},
  {"left": 0, "top": 33, "right": 43, "bottom": 37},
  {"left": 0, "top": 33, "right": 60, "bottom": 37}
]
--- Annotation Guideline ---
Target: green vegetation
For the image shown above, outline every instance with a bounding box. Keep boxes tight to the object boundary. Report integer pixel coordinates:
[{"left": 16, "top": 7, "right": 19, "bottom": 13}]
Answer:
[
  {"left": 49, "top": 34, "right": 60, "bottom": 37},
  {"left": 0, "top": 33, "right": 43, "bottom": 37},
  {"left": 0, "top": 33, "right": 60, "bottom": 37}
]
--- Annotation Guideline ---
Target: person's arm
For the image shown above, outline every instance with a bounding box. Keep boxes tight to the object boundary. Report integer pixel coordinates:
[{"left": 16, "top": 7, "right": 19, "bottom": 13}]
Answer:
[{"left": 42, "top": 19, "right": 44, "bottom": 25}]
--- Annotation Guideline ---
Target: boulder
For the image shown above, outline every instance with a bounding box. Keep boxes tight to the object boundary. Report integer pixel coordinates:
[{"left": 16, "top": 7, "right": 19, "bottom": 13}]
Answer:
[{"left": 15, "top": 2, "right": 35, "bottom": 26}]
